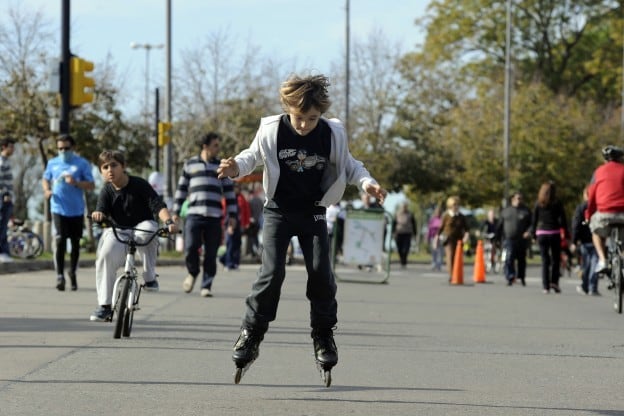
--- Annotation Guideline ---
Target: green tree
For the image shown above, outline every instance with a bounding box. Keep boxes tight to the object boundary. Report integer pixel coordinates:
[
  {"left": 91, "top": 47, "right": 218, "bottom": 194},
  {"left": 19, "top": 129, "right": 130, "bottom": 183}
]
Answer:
[
  {"left": 392, "top": 0, "right": 622, "bottom": 214},
  {"left": 420, "top": 0, "right": 622, "bottom": 104}
]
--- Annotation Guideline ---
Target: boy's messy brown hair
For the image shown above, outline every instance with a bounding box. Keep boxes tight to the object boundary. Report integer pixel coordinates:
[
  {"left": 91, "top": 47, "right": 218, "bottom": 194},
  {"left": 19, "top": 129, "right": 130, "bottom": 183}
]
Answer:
[{"left": 279, "top": 74, "right": 331, "bottom": 114}]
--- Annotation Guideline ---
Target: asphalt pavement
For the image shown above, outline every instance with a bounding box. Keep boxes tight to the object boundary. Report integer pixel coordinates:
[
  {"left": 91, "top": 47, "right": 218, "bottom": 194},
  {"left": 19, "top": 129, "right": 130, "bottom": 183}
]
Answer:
[{"left": 2, "top": 260, "right": 624, "bottom": 416}]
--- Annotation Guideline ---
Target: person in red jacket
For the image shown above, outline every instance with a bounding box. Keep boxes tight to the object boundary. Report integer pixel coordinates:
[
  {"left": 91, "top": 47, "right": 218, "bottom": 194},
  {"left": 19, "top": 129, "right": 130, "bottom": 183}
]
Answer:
[{"left": 586, "top": 145, "right": 624, "bottom": 273}]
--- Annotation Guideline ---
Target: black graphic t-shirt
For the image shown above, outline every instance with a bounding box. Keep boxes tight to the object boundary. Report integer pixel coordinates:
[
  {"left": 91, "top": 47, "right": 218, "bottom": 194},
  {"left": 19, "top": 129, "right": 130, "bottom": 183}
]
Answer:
[{"left": 273, "top": 115, "right": 331, "bottom": 212}]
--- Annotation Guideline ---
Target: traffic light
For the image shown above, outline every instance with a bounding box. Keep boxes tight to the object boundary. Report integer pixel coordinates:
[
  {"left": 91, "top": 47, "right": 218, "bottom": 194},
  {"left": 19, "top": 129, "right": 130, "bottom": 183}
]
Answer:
[
  {"left": 70, "top": 56, "right": 95, "bottom": 107},
  {"left": 158, "top": 121, "right": 172, "bottom": 146}
]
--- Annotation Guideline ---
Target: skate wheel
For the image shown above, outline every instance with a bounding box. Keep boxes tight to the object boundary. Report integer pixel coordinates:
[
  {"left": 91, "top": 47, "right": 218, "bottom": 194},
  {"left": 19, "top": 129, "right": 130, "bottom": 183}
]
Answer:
[{"left": 234, "top": 367, "right": 243, "bottom": 384}]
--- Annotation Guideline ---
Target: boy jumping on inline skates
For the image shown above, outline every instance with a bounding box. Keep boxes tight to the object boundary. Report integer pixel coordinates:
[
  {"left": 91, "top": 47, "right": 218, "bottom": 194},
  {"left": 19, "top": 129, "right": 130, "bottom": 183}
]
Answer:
[{"left": 217, "top": 74, "right": 387, "bottom": 385}]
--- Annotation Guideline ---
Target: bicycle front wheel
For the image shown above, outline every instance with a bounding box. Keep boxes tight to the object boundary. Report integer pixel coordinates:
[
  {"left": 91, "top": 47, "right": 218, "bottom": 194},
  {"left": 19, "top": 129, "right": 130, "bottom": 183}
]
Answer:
[
  {"left": 114, "top": 277, "right": 130, "bottom": 338},
  {"left": 26, "top": 233, "right": 44, "bottom": 258},
  {"left": 122, "top": 281, "right": 136, "bottom": 337}
]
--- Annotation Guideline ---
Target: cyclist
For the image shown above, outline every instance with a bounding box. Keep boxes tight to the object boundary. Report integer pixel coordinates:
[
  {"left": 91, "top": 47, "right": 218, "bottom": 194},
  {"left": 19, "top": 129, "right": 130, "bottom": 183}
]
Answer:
[
  {"left": 586, "top": 145, "right": 624, "bottom": 274},
  {"left": 89, "top": 150, "right": 178, "bottom": 322}
]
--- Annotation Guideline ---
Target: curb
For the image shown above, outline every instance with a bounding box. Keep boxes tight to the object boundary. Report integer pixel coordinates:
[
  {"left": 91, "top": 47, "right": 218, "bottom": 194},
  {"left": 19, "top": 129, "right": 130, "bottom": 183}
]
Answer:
[{"left": 0, "top": 258, "right": 187, "bottom": 275}]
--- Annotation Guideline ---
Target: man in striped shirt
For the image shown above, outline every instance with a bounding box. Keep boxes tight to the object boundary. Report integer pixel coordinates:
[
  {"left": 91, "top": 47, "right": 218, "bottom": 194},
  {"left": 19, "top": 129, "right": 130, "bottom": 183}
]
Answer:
[
  {"left": 0, "top": 137, "right": 15, "bottom": 263},
  {"left": 172, "top": 133, "right": 238, "bottom": 297}
]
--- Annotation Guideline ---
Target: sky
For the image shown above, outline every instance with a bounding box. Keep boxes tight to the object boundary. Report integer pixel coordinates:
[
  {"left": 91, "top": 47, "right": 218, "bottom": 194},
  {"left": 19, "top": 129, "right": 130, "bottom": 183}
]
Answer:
[{"left": 10, "top": 0, "right": 429, "bottom": 118}]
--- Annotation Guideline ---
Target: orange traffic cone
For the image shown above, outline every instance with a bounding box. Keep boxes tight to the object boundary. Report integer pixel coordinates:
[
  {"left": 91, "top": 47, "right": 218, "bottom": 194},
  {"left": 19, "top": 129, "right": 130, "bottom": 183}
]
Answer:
[
  {"left": 473, "top": 240, "right": 487, "bottom": 283},
  {"left": 450, "top": 240, "right": 464, "bottom": 285}
]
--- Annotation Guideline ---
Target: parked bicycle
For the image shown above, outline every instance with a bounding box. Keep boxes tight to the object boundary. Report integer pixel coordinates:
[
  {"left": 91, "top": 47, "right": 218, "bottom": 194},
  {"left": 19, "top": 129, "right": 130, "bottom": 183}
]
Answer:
[
  {"left": 93, "top": 217, "right": 175, "bottom": 338},
  {"left": 8, "top": 219, "right": 44, "bottom": 259},
  {"left": 604, "top": 223, "right": 624, "bottom": 313}
]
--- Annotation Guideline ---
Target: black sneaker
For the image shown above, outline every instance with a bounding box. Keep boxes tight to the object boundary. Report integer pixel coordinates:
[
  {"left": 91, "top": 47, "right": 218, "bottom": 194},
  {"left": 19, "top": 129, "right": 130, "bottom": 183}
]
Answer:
[
  {"left": 56, "top": 276, "right": 65, "bottom": 291},
  {"left": 144, "top": 280, "right": 159, "bottom": 292},
  {"left": 90, "top": 305, "right": 112, "bottom": 322},
  {"left": 312, "top": 328, "right": 338, "bottom": 367},
  {"left": 232, "top": 328, "right": 263, "bottom": 366}
]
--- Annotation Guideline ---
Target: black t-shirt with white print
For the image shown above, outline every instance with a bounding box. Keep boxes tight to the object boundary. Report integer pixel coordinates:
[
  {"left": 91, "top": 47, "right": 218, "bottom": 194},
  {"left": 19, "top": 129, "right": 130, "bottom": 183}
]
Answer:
[{"left": 273, "top": 114, "right": 331, "bottom": 213}]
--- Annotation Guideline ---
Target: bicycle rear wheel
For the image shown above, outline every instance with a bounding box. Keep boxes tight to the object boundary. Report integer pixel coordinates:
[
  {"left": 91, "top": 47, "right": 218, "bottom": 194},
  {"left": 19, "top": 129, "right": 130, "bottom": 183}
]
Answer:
[
  {"left": 8, "top": 234, "right": 25, "bottom": 258},
  {"left": 114, "top": 277, "right": 130, "bottom": 338},
  {"left": 611, "top": 255, "right": 623, "bottom": 314}
]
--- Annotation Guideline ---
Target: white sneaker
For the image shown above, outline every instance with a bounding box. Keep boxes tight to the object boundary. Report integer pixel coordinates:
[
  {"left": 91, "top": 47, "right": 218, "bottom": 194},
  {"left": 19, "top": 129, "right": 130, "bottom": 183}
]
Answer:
[
  {"left": 596, "top": 259, "right": 607, "bottom": 273},
  {"left": 0, "top": 253, "right": 14, "bottom": 263},
  {"left": 182, "top": 275, "right": 195, "bottom": 293},
  {"left": 200, "top": 288, "right": 212, "bottom": 297}
]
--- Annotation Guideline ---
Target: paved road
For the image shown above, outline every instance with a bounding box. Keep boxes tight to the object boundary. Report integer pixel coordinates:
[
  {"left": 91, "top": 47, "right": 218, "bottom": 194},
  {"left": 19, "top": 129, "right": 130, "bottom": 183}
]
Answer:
[{"left": 1, "top": 262, "right": 624, "bottom": 416}]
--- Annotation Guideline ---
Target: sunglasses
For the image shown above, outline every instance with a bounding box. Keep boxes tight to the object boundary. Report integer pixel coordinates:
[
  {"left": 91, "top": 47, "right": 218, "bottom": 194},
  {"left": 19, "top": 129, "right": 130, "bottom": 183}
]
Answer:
[{"left": 57, "top": 146, "right": 71, "bottom": 151}]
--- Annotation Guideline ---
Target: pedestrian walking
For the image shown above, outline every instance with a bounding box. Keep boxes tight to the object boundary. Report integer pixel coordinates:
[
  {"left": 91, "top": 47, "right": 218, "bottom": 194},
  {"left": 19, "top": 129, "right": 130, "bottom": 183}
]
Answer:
[
  {"left": 392, "top": 202, "right": 417, "bottom": 268},
  {"left": 435, "top": 196, "right": 469, "bottom": 282},
  {"left": 532, "top": 181, "right": 569, "bottom": 294},
  {"left": 571, "top": 185, "right": 599, "bottom": 296},
  {"left": 496, "top": 192, "right": 532, "bottom": 286},
  {"left": 427, "top": 206, "right": 443, "bottom": 271},
  {"left": 172, "top": 132, "right": 238, "bottom": 297},
  {"left": 0, "top": 137, "right": 15, "bottom": 264},
  {"left": 42, "top": 135, "right": 95, "bottom": 291}
]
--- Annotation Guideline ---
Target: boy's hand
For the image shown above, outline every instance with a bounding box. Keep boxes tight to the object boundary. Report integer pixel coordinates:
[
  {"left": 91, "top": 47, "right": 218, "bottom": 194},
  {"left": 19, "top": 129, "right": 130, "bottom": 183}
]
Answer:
[
  {"left": 217, "top": 157, "right": 239, "bottom": 179},
  {"left": 363, "top": 182, "right": 388, "bottom": 205}
]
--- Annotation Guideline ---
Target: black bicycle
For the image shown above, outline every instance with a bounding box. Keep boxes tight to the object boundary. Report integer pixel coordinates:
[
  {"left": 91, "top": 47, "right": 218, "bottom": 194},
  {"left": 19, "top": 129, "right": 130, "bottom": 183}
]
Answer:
[
  {"left": 93, "top": 218, "right": 174, "bottom": 338},
  {"left": 605, "top": 224, "right": 624, "bottom": 313}
]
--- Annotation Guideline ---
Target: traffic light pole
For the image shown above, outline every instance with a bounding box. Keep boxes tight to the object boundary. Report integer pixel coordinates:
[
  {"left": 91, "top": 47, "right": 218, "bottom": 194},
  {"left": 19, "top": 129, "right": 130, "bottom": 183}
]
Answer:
[
  {"left": 154, "top": 87, "right": 160, "bottom": 170},
  {"left": 60, "top": 0, "right": 71, "bottom": 136}
]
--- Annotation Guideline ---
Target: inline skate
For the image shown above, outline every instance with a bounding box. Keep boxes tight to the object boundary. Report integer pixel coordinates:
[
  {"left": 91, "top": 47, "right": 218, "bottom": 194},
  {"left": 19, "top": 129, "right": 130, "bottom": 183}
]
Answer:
[
  {"left": 232, "top": 328, "right": 263, "bottom": 384},
  {"left": 312, "top": 328, "right": 338, "bottom": 387}
]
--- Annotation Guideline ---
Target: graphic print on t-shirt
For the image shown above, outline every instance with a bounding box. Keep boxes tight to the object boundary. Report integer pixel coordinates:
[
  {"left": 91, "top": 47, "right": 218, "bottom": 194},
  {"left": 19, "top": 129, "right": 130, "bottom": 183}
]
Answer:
[{"left": 279, "top": 148, "right": 327, "bottom": 173}]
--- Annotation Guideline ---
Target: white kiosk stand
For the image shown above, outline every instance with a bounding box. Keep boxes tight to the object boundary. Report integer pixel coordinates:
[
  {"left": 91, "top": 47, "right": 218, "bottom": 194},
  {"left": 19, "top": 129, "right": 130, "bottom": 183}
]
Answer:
[{"left": 332, "top": 208, "right": 392, "bottom": 284}]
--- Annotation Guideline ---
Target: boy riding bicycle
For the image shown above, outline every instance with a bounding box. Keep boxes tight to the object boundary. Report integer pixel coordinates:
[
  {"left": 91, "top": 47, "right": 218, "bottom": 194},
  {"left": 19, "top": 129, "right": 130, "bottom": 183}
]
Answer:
[{"left": 90, "top": 150, "right": 178, "bottom": 322}]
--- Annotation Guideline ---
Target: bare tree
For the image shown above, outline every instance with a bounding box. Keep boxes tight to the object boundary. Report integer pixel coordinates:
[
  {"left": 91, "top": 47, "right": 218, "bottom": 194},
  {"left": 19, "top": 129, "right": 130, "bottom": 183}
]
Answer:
[
  {"left": 329, "top": 28, "right": 406, "bottom": 192},
  {"left": 0, "top": 4, "right": 55, "bottom": 219},
  {"left": 173, "top": 29, "right": 287, "bottom": 163}
]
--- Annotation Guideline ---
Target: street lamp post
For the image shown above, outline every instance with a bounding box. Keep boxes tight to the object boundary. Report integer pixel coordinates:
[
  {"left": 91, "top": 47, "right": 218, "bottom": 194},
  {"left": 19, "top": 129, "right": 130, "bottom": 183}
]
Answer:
[
  {"left": 130, "top": 42, "right": 164, "bottom": 122},
  {"left": 503, "top": 0, "right": 512, "bottom": 206},
  {"left": 345, "top": 0, "right": 350, "bottom": 139}
]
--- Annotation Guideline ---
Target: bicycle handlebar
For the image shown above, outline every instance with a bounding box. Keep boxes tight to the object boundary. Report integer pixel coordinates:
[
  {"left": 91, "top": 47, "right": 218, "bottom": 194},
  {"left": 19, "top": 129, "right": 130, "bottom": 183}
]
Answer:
[{"left": 90, "top": 216, "right": 179, "bottom": 247}]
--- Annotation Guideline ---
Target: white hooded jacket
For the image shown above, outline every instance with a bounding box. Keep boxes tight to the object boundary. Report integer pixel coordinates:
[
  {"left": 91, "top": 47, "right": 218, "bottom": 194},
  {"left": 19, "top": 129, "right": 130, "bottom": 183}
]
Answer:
[{"left": 233, "top": 114, "right": 377, "bottom": 208}]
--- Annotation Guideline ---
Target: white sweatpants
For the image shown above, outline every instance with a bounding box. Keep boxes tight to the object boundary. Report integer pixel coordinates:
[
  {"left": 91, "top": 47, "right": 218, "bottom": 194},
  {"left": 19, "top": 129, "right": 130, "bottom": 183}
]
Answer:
[{"left": 95, "top": 220, "right": 159, "bottom": 306}]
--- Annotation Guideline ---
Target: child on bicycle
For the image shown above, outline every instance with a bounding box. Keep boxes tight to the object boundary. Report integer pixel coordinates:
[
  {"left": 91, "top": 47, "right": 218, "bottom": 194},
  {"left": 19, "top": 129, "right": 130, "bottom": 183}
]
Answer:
[{"left": 89, "top": 150, "right": 178, "bottom": 322}]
